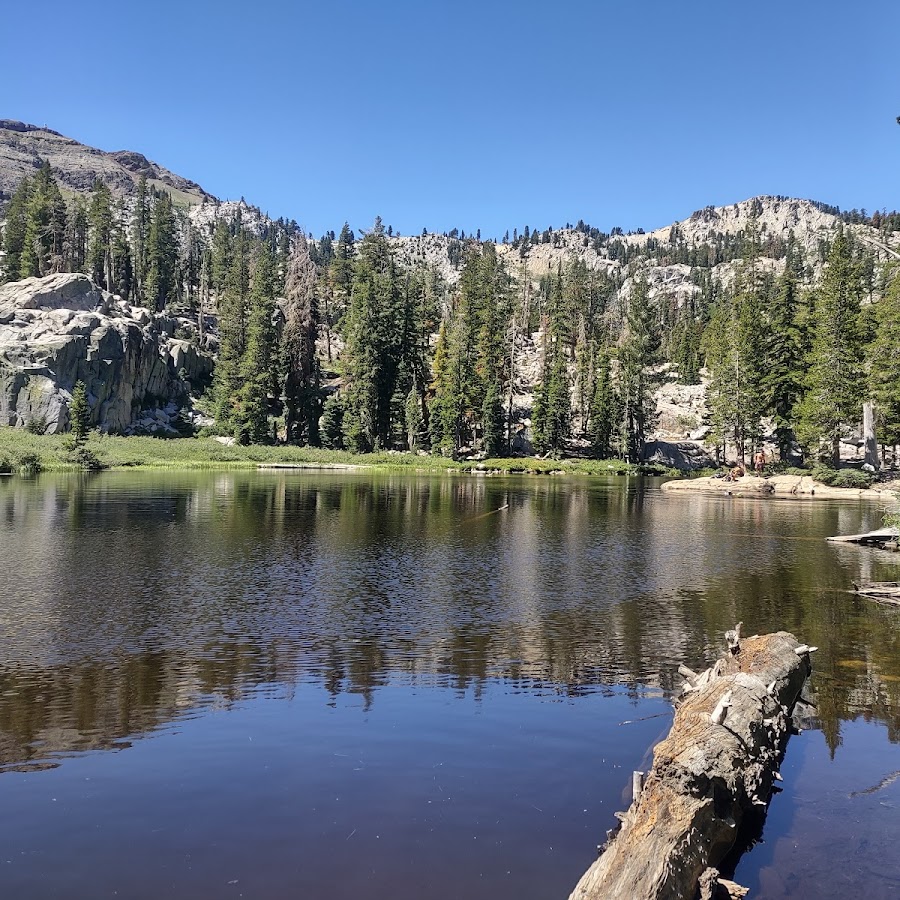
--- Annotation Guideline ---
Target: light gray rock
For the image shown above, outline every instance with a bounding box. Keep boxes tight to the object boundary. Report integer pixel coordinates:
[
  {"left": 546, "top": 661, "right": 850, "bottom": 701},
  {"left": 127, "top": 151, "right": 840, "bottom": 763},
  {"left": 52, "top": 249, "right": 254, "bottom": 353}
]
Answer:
[
  {"left": 0, "top": 273, "right": 213, "bottom": 434},
  {"left": 642, "top": 440, "right": 716, "bottom": 471},
  {"left": 0, "top": 120, "right": 211, "bottom": 201}
]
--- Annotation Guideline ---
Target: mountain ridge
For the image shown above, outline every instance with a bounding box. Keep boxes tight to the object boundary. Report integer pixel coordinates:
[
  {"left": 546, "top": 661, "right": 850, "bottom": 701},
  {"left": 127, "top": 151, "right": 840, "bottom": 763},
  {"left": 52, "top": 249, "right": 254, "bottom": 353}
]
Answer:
[
  {"left": 2, "top": 119, "right": 894, "bottom": 257},
  {"left": 0, "top": 119, "right": 211, "bottom": 205}
]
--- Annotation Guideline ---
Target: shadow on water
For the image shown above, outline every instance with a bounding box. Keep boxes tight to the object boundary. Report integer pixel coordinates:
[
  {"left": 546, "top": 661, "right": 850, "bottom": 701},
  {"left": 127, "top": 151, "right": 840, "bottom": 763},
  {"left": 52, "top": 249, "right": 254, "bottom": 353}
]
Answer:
[{"left": 1, "top": 471, "right": 899, "bottom": 898}]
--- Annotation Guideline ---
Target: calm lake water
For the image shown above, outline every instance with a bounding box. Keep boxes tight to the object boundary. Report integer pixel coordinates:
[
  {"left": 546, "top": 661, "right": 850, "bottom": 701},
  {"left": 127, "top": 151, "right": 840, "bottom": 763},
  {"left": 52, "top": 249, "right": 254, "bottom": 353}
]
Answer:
[{"left": 1, "top": 471, "right": 899, "bottom": 899}]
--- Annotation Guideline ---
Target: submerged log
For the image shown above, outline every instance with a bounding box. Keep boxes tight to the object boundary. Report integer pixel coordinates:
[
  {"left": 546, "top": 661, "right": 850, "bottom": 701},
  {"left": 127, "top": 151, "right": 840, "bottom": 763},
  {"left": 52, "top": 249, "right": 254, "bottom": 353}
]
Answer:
[
  {"left": 568, "top": 631, "right": 810, "bottom": 900},
  {"left": 826, "top": 527, "right": 898, "bottom": 546},
  {"left": 851, "top": 581, "right": 900, "bottom": 605}
]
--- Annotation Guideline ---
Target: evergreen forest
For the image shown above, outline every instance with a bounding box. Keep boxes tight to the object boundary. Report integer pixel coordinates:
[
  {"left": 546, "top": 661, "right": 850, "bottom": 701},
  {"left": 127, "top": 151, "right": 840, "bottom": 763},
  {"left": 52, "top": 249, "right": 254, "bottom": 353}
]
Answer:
[{"left": 3, "top": 162, "right": 900, "bottom": 467}]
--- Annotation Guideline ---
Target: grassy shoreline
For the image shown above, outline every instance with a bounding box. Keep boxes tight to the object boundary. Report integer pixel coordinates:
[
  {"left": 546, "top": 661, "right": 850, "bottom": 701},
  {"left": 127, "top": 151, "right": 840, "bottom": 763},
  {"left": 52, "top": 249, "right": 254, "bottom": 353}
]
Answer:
[{"left": 0, "top": 429, "right": 671, "bottom": 477}]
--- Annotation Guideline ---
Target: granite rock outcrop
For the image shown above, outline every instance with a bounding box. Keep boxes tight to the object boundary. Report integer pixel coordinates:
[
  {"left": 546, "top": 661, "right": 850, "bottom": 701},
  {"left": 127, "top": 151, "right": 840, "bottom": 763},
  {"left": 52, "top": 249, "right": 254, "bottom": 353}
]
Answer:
[{"left": 0, "top": 273, "right": 212, "bottom": 433}]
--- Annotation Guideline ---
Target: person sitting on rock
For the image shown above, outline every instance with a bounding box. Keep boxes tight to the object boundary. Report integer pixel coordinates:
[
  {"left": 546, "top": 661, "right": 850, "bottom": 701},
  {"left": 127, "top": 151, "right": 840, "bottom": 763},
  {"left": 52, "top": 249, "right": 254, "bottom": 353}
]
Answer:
[{"left": 725, "top": 465, "right": 745, "bottom": 482}]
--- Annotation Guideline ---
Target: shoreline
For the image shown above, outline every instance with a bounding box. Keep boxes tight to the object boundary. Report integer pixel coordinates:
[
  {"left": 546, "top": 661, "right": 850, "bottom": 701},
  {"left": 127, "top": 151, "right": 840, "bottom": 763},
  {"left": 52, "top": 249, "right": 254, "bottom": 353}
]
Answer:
[
  {"left": 0, "top": 430, "right": 667, "bottom": 478},
  {"left": 3, "top": 432, "right": 897, "bottom": 502},
  {"left": 662, "top": 472, "right": 900, "bottom": 501}
]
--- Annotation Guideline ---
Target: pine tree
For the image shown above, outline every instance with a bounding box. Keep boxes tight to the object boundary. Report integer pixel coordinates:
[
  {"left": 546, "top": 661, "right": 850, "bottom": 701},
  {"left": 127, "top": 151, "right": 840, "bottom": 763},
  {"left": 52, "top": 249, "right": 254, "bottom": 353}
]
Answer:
[
  {"left": 87, "top": 180, "right": 114, "bottom": 290},
  {"left": 210, "top": 219, "right": 232, "bottom": 296},
  {"left": 532, "top": 349, "right": 570, "bottom": 456},
  {"left": 702, "top": 262, "right": 767, "bottom": 463},
  {"left": 795, "top": 230, "right": 866, "bottom": 464},
  {"left": 212, "top": 214, "right": 250, "bottom": 430},
  {"left": 618, "top": 276, "right": 661, "bottom": 463},
  {"left": 671, "top": 313, "right": 702, "bottom": 385},
  {"left": 180, "top": 218, "right": 201, "bottom": 313},
  {"left": 428, "top": 320, "right": 458, "bottom": 455},
  {"left": 331, "top": 222, "right": 355, "bottom": 299},
  {"left": 131, "top": 175, "right": 149, "bottom": 301},
  {"left": 19, "top": 162, "right": 67, "bottom": 278},
  {"left": 589, "top": 344, "right": 617, "bottom": 458},
  {"left": 472, "top": 245, "right": 511, "bottom": 450},
  {"left": 341, "top": 225, "right": 402, "bottom": 451},
  {"left": 425, "top": 246, "right": 509, "bottom": 455},
  {"left": 761, "top": 259, "right": 805, "bottom": 459},
  {"left": 868, "top": 266, "right": 900, "bottom": 447},
  {"left": 320, "top": 393, "right": 345, "bottom": 449},
  {"left": 144, "top": 192, "right": 178, "bottom": 312},
  {"left": 103, "top": 199, "right": 132, "bottom": 299},
  {"left": 69, "top": 380, "right": 91, "bottom": 445},
  {"left": 405, "top": 386, "right": 425, "bottom": 451},
  {"left": 68, "top": 197, "right": 88, "bottom": 274},
  {"left": 236, "top": 242, "right": 278, "bottom": 444},
  {"left": 532, "top": 269, "right": 572, "bottom": 456},
  {"left": 1, "top": 176, "right": 32, "bottom": 280},
  {"left": 43, "top": 163, "right": 68, "bottom": 274},
  {"left": 481, "top": 378, "right": 505, "bottom": 456},
  {"left": 282, "top": 234, "right": 320, "bottom": 445},
  {"left": 391, "top": 268, "right": 435, "bottom": 450}
]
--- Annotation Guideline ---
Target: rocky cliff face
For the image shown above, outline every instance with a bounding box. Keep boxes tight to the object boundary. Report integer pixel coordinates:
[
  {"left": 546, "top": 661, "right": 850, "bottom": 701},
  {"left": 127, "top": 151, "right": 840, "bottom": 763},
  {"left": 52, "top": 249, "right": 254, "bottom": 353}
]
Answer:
[
  {"left": 0, "top": 120, "right": 210, "bottom": 204},
  {"left": 0, "top": 274, "right": 213, "bottom": 433}
]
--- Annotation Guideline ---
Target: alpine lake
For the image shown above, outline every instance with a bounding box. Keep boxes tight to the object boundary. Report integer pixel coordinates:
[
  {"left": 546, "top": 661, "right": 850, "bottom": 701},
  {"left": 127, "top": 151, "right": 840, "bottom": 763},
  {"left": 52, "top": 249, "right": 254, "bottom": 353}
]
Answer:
[{"left": 1, "top": 470, "right": 899, "bottom": 899}]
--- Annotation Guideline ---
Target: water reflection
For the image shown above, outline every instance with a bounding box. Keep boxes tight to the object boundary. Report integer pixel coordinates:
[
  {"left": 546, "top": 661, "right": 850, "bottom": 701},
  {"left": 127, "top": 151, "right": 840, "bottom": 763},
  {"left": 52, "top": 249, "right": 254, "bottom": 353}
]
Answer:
[{"left": 1, "top": 472, "right": 899, "bottom": 770}]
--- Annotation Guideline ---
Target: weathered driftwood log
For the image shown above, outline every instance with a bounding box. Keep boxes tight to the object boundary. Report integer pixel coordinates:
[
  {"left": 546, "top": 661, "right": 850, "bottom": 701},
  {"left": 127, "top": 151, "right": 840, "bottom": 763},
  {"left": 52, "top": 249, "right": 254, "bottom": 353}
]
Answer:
[
  {"left": 850, "top": 581, "right": 900, "bottom": 605},
  {"left": 826, "top": 527, "right": 898, "bottom": 546},
  {"left": 568, "top": 631, "right": 810, "bottom": 900}
]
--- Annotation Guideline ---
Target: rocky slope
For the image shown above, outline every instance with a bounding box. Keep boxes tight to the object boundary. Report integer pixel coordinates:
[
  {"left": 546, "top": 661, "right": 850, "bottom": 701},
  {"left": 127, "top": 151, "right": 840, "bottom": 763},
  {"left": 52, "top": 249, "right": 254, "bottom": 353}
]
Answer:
[
  {"left": 394, "top": 197, "right": 898, "bottom": 292},
  {"left": 0, "top": 120, "right": 210, "bottom": 204},
  {"left": 0, "top": 274, "right": 213, "bottom": 433},
  {"left": 391, "top": 197, "right": 897, "bottom": 464}
]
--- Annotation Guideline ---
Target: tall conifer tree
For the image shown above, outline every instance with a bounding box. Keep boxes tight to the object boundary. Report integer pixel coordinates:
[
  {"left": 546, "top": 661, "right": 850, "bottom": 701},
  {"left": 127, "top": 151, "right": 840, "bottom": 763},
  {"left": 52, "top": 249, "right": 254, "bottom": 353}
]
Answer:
[
  {"left": 2, "top": 175, "right": 32, "bottom": 280},
  {"left": 618, "top": 276, "right": 660, "bottom": 463},
  {"left": 868, "top": 266, "right": 900, "bottom": 447},
  {"left": 282, "top": 234, "right": 320, "bottom": 445},
  {"left": 796, "top": 230, "right": 866, "bottom": 463},
  {"left": 237, "top": 242, "right": 278, "bottom": 444},
  {"left": 144, "top": 192, "right": 177, "bottom": 312}
]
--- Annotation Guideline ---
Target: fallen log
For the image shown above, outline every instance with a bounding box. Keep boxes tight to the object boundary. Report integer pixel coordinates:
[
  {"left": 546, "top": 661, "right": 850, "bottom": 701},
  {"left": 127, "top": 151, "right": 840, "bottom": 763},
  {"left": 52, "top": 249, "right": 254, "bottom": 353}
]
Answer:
[
  {"left": 568, "top": 631, "right": 811, "bottom": 900},
  {"left": 850, "top": 581, "right": 900, "bottom": 605},
  {"left": 826, "top": 527, "right": 898, "bottom": 546}
]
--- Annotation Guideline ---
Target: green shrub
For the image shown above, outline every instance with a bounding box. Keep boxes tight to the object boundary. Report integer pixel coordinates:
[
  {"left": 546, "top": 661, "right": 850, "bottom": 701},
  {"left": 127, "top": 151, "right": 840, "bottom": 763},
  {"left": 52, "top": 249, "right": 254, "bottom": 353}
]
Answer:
[
  {"left": 765, "top": 461, "right": 809, "bottom": 476},
  {"left": 0, "top": 456, "right": 11, "bottom": 475},
  {"left": 832, "top": 470, "right": 875, "bottom": 489},
  {"left": 25, "top": 416, "right": 48, "bottom": 435},
  {"left": 811, "top": 465, "right": 874, "bottom": 489},
  {"left": 883, "top": 492, "right": 900, "bottom": 531},
  {"left": 67, "top": 447, "right": 105, "bottom": 471},
  {"left": 16, "top": 453, "right": 43, "bottom": 475}
]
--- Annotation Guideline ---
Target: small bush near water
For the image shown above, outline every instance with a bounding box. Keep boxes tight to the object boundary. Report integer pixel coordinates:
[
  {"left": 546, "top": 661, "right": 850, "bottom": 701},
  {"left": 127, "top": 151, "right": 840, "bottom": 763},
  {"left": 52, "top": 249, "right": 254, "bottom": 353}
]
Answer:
[
  {"left": 811, "top": 465, "right": 875, "bottom": 489},
  {"left": 16, "top": 453, "right": 43, "bottom": 475},
  {"left": 66, "top": 447, "right": 106, "bottom": 471}
]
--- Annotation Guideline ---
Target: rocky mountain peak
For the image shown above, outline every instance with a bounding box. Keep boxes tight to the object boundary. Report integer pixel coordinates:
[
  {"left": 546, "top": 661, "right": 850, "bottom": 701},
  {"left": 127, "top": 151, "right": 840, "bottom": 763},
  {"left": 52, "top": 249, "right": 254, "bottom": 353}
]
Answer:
[{"left": 0, "top": 121, "right": 211, "bottom": 204}]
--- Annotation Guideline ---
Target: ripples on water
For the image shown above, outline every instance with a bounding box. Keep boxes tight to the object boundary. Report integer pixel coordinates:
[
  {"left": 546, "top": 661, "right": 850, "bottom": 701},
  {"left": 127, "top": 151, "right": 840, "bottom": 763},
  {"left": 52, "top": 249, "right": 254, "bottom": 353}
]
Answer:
[{"left": 1, "top": 471, "right": 899, "bottom": 898}]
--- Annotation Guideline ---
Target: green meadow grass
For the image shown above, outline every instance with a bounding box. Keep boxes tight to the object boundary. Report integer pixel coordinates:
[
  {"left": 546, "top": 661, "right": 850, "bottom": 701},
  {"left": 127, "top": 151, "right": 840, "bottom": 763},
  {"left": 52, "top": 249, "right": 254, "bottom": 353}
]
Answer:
[{"left": 0, "top": 428, "right": 672, "bottom": 477}]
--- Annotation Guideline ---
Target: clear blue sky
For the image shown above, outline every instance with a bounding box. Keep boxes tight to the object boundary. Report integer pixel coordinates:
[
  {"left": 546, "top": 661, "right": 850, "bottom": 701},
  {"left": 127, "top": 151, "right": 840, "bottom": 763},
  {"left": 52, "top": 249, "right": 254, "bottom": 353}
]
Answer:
[{"left": 3, "top": 0, "right": 898, "bottom": 238}]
